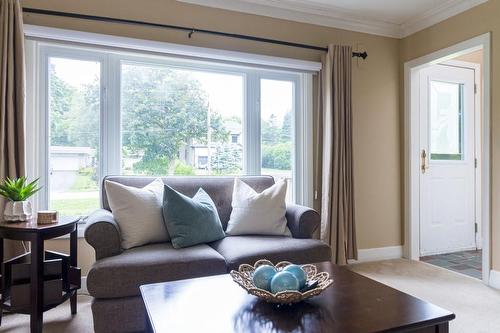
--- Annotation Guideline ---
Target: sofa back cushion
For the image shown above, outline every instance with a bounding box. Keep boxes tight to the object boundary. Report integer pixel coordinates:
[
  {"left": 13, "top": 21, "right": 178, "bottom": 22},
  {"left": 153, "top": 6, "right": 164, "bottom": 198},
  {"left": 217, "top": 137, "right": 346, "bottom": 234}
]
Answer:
[
  {"left": 102, "top": 176, "right": 275, "bottom": 230},
  {"left": 105, "top": 178, "right": 169, "bottom": 249}
]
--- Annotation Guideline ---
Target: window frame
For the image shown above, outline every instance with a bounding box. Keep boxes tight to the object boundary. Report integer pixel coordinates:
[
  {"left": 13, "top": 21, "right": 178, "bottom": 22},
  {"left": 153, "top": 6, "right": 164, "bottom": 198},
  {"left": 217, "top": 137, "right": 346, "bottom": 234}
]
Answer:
[{"left": 26, "top": 39, "right": 314, "bottom": 216}]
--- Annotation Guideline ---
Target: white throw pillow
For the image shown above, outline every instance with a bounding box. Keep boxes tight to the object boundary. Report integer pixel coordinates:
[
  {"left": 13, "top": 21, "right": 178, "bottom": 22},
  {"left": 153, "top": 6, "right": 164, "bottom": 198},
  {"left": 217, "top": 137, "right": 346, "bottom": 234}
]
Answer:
[
  {"left": 105, "top": 179, "right": 169, "bottom": 249},
  {"left": 226, "top": 178, "right": 291, "bottom": 236}
]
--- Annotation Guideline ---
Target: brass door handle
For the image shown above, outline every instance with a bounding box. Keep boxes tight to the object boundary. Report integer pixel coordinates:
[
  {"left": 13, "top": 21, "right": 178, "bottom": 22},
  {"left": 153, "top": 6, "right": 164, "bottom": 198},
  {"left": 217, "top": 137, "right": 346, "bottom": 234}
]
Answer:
[{"left": 421, "top": 149, "right": 429, "bottom": 174}]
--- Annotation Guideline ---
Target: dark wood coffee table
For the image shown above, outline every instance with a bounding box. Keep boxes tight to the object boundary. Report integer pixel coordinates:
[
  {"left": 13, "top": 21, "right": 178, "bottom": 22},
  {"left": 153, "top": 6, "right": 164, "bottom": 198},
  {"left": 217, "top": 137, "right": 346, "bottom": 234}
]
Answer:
[{"left": 140, "top": 262, "right": 455, "bottom": 333}]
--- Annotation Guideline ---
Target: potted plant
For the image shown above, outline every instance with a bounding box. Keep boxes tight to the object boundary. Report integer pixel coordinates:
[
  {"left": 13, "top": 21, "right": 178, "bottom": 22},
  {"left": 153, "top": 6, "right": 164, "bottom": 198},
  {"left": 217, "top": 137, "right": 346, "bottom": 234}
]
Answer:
[{"left": 0, "top": 177, "right": 41, "bottom": 222}]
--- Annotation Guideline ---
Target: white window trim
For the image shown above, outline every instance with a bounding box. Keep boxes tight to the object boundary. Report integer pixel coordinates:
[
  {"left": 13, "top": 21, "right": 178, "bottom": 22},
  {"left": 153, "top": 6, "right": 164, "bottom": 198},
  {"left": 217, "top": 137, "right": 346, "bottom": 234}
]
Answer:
[
  {"left": 24, "top": 24, "right": 321, "bottom": 72},
  {"left": 25, "top": 28, "right": 317, "bottom": 219}
]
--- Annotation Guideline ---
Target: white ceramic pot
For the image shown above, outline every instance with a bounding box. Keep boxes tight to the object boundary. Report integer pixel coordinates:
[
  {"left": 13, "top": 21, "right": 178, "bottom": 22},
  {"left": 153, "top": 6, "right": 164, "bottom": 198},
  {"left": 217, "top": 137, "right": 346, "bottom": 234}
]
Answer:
[{"left": 3, "top": 200, "right": 33, "bottom": 222}]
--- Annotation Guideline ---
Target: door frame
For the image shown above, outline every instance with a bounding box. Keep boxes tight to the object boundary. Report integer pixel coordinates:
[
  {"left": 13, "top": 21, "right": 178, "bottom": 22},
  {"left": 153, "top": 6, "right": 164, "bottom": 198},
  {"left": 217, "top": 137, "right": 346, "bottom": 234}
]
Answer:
[
  {"left": 404, "top": 33, "right": 491, "bottom": 285},
  {"left": 443, "top": 60, "right": 482, "bottom": 249}
]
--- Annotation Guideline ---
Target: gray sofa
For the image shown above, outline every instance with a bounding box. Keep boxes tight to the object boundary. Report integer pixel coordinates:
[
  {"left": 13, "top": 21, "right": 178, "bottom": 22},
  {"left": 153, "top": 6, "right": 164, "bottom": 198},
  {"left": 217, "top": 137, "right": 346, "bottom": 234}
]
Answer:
[{"left": 84, "top": 175, "right": 331, "bottom": 333}]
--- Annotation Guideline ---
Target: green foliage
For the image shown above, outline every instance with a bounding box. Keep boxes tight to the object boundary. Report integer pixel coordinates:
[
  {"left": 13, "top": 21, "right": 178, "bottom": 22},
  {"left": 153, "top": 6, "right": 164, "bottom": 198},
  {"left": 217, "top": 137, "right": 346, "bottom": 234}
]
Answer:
[
  {"left": 49, "top": 64, "right": 76, "bottom": 146},
  {"left": 280, "top": 111, "right": 292, "bottom": 142},
  {"left": 261, "top": 111, "right": 292, "bottom": 170},
  {"left": 210, "top": 146, "right": 242, "bottom": 174},
  {"left": 78, "top": 167, "right": 95, "bottom": 177},
  {"left": 49, "top": 64, "right": 100, "bottom": 148},
  {"left": 0, "top": 177, "right": 41, "bottom": 201},
  {"left": 173, "top": 160, "right": 195, "bottom": 175},
  {"left": 261, "top": 114, "right": 281, "bottom": 144},
  {"left": 133, "top": 156, "right": 170, "bottom": 176},
  {"left": 121, "top": 65, "right": 229, "bottom": 174},
  {"left": 262, "top": 143, "right": 292, "bottom": 170},
  {"left": 66, "top": 81, "right": 100, "bottom": 148},
  {"left": 70, "top": 168, "right": 98, "bottom": 192}
]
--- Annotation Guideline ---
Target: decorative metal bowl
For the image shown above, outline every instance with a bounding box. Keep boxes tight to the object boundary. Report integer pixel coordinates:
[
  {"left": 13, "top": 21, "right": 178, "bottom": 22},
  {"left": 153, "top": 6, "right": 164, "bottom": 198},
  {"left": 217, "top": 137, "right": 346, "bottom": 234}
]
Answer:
[{"left": 230, "top": 259, "right": 333, "bottom": 305}]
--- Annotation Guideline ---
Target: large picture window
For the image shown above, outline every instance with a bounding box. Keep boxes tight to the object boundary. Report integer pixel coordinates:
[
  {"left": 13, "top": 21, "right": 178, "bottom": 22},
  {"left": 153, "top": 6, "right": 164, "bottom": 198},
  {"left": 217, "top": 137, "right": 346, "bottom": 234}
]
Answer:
[{"left": 29, "top": 42, "right": 312, "bottom": 217}]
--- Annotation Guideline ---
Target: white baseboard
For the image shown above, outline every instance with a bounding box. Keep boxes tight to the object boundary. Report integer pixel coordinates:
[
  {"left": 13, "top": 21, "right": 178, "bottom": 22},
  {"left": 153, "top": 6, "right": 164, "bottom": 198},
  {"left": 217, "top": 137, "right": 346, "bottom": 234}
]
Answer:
[
  {"left": 348, "top": 246, "right": 403, "bottom": 264},
  {"left": 489, "top": 270, "right": 500, "bottom": 290},
  {"left": 78, "top": 276, "right": 88, "bottom": 295}
]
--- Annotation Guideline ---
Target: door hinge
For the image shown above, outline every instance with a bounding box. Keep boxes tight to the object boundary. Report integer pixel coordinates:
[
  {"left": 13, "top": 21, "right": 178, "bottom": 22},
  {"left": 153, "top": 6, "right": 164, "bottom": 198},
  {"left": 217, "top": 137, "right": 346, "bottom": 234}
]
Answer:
[
  {"left": 474, "top": 83, "right": 477, "bottom": 94},
  {"left": 475, "top": 222, "right": 478, "bottom": 233},
  {"left": 475, "top": 158, "right": 478, "bottom": 168}
]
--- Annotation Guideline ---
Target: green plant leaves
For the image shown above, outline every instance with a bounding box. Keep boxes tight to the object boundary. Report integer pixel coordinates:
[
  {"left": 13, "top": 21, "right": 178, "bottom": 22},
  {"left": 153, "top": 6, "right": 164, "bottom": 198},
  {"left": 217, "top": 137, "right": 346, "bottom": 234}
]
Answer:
[{"left": 0, "top": 177, "right": 41, "bottom": 201}]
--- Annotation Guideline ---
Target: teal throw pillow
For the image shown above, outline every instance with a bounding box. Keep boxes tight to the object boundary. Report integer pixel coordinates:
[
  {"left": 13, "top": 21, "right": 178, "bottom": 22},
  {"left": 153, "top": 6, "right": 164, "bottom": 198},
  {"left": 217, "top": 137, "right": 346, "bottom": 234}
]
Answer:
[{"left": 162, "top": 185, "right": 225, "bottom": 248}]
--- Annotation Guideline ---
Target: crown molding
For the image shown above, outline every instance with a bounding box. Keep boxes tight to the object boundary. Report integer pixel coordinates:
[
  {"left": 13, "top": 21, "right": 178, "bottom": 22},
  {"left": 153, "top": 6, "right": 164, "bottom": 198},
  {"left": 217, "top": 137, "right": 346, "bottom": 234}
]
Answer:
[
  {"left": 400, "top": 0, "right": 488, "bottom": 37},
  {"left": 179, "top": 0, "right": 401, "bottom": 38},
  {"left": 178, "top": 0, "right": 489, "bottom": 39}
]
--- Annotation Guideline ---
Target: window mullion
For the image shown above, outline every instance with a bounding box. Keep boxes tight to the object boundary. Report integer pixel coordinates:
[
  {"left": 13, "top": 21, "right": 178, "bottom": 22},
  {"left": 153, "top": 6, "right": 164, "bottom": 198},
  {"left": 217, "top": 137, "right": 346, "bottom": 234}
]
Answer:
[
  {"left": 245, "top": 72, "right": 261, "bottom": 175},
  {"left": 295, "top": 74, "right": 314, "bottom": 207},
  {"left": 104, "top": 55, "right": 122, "bottom": 177},
  {"left": 39, "top": 47, "right": 50, "bottom": 211}
]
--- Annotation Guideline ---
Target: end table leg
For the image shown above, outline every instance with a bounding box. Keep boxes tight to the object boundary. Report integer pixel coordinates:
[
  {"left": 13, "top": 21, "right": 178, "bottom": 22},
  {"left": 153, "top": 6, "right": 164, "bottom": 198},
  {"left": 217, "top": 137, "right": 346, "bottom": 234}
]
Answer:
[
  {"left": 70, "top": 228, "right": 77, "bottom": 315},
  {"left": 31, "top": 235, "right": 44, "bottom": 333}
]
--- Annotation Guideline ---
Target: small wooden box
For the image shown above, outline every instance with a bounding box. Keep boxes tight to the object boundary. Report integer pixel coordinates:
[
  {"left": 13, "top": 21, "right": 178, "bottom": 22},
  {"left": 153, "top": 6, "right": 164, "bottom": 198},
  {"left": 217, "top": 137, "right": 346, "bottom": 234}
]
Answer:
[{"left": 37, "top": 210, "right": 58, "bottom": 224}]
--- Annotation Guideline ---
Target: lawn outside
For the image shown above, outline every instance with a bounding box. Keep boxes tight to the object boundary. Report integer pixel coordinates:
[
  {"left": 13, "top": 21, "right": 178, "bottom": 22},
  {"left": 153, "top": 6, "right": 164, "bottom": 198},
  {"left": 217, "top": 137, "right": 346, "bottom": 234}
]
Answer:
[{"left": 51, "top": 191, "right": 99, "bottom": 217}]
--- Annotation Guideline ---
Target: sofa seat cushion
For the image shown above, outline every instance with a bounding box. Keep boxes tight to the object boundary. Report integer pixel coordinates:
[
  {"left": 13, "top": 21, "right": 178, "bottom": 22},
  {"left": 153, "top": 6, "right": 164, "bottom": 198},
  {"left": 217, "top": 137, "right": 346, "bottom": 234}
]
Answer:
[
  {"left": 209, "top": 236, "right": 331, "bottom": 271},
  {"left": 87, "top": 243, "right": 227, "bottom": 299}
]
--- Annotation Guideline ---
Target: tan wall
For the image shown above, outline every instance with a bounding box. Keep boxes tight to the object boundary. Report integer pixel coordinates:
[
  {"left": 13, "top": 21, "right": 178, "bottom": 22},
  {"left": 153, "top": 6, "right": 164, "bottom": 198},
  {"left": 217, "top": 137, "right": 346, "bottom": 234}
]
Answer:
[
  {"left": 45, "top": 237, "right": 95, "bottom": 275},
  {"left": 22, "top": 0, "right": 402, "bottom": 272},
  {"left": 400, "top": 0, "right": 499, "bottom": 269}
]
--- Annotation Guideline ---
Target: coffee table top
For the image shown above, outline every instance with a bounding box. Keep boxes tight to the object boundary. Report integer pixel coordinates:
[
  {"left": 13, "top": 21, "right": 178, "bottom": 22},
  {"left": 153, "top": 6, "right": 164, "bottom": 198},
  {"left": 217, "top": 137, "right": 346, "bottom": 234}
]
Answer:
[{"left": 140, "top": 262, "right": 454, "bottom": 333}]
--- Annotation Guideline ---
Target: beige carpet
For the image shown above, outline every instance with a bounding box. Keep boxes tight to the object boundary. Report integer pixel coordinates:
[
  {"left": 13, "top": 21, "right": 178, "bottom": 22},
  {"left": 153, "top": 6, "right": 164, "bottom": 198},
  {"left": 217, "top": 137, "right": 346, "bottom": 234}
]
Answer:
[
  {"left": 0, "top": 295, "right": 93, "bottom": 332},
  {"left": 349, "top": 259, "right": 500, "bottom": 333},
  {"left": 2, "top": 260, "right": 500, "bottom": 332}
]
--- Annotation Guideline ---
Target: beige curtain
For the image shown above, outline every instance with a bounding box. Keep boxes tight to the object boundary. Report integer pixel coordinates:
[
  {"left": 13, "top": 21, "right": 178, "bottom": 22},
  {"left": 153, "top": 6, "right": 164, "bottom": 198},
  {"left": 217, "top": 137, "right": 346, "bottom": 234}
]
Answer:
[
  {"left": 0, "top": 0, "right": 26, "bottom": 258},
  {"left": 318, "top": 45, "right": 357, "bottom": 264}
]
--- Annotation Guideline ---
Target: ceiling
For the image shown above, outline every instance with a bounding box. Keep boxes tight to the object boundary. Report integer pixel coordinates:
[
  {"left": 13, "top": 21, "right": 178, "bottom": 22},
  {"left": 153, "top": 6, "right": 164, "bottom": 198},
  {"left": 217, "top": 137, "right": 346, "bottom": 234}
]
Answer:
[{"left": 177, "top": 0, "right": 488, "bottom": 38}]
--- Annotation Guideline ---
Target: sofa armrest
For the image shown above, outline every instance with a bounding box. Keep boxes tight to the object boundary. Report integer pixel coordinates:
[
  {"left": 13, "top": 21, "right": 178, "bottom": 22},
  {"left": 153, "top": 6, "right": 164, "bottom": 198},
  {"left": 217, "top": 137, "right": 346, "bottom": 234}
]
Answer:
[
  {"left": 84, "top": 209, "right": 122, "bottom": 260},
  {"left": 286, "top": 204, "right": 321, "bottom": 239}
]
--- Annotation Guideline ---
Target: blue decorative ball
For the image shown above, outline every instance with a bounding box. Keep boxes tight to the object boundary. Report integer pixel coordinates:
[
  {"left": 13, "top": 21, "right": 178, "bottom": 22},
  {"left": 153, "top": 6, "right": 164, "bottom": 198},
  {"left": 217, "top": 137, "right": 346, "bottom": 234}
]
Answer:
[
  {"left": 283, "top": 264, "right": 307, "bottom": 289},
  {"left": 270, "top": 271, "right": 300, "bottom": 293},
  {"left": 252, "top": 265, "right": 277, "bottom": 291}
]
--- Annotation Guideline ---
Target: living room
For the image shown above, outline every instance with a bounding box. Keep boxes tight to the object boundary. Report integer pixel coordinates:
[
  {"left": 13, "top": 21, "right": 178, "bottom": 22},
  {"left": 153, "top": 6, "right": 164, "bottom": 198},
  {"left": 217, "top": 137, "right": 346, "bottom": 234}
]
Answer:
[{"left": 0, "top": 0, "right": 499, "bottom": 332}]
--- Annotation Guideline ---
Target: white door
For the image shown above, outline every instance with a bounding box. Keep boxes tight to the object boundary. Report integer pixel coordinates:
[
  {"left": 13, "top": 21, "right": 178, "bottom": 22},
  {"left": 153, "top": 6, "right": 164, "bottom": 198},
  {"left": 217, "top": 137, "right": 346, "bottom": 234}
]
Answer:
[{"left": 419, "top": 64, "right": 476, "bottom": 256}]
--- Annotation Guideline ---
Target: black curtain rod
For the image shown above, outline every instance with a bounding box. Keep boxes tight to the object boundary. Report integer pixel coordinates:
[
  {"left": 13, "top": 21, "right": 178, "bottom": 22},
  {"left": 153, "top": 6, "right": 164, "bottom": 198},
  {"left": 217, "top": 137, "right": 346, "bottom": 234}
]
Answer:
[{"left": 23, "top": 7, "right": 368, "bottom": 59}]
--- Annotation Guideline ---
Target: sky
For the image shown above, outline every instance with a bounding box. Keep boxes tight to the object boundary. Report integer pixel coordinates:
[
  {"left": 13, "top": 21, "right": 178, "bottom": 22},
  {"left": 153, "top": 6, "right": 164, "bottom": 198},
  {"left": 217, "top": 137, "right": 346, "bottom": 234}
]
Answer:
[{"left": 51, "top": 57, "right": 293, "bottom": 124}]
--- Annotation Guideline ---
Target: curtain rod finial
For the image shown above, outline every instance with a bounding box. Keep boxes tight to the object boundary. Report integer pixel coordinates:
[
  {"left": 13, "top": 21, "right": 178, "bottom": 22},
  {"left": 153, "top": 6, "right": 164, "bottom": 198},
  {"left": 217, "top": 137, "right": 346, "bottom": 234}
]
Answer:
[{"left": 352, "top": 51, "right": 368, "bottom": 59}]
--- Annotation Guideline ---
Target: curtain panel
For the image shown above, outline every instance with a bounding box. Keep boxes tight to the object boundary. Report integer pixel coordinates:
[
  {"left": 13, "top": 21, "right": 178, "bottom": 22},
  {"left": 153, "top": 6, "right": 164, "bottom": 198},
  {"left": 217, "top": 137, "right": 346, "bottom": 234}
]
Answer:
[
  {"left": 0, "top": 0, "right": 26, "bottom": 258},
  {"left": 318, "top": 45, "right": 357, "bottom": 264}
]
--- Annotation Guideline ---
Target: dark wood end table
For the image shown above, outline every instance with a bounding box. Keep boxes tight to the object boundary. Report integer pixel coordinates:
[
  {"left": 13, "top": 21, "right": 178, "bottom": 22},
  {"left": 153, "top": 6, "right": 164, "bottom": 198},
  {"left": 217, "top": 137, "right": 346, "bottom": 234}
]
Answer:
[
  {"left": 141, "top": 262, "right": 455, "bottom": 333},
  {"left": 0, "top": 216, "right": 80, "bottom": 333}
]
